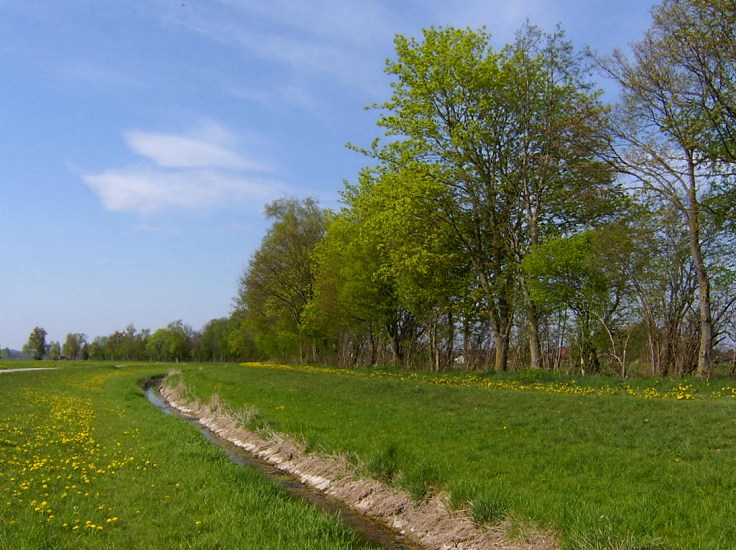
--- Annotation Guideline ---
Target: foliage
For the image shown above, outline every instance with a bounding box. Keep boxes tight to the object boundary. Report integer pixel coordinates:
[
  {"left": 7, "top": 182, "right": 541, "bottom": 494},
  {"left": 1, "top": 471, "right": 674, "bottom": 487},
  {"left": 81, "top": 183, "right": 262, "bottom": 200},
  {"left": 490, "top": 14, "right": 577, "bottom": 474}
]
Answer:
[
  {"left": 18, "top": 4, "right": 736, "bottom": 377},
  {"left": 23, "top": 327, "right": 47, "bottom": 360},
  {"left": 235, "top": 197, "right": 326, "bottom": 363},
  {"left": 340, "top": 23, "right": 621, "bottom": 372},
  {"left": 595, "top": 0, "right": 736, "bottom": 376},
  {"left": 62, "top": 333, "right": 87, "bottom": 360}
]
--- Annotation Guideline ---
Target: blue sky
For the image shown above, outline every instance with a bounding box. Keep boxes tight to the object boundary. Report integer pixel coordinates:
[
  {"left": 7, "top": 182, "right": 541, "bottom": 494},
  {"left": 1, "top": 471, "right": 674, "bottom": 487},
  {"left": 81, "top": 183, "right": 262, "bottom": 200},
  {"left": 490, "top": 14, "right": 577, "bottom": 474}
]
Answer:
[{"left": 0, "top": 0, "right": 656, "bottom": 350}]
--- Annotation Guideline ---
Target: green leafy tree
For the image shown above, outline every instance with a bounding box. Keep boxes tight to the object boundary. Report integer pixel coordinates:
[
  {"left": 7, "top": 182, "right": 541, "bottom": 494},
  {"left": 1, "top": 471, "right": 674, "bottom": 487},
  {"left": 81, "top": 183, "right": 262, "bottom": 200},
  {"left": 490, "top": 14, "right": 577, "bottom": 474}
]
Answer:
[
  {"left": 146, "top": 329, "right": 167, "bottom": 361},
  {"left": 523, "top": 230, "right": 622, "bottom": 373},
  {"left": 87, "top": 336, "right": 107, "bottom": 360},
  {"left": 164, "top": 320, "right": 195, "bottom": 362},
  {"left": 336, "top": 169, "right": 470, "bottom": 369},
  {"left": 47, "top": 341, "right": 61, "bottom": 361},
  {"left": 356, "top": 25, "right": 616, "bottom": 371},
  {"left": 196, "top": 318, "right": 231, "bottom": 362},
  {"left": 224, "top": 312, "right": 258, "bottom": 361},
  {"left": 236, "top": 197, "right": 326, "bottom": 363},
  {"left": 311, "top": 208, "right": 389, "bottom": 366},
  {"left": 311, "top": 199, "right": 422, "bottom": 367},
  {"left": 62, "top": 333, "right": 87, "bottom": 360},
  {"left": 23, "top": 327, "right": 47, "bottom": 360}
]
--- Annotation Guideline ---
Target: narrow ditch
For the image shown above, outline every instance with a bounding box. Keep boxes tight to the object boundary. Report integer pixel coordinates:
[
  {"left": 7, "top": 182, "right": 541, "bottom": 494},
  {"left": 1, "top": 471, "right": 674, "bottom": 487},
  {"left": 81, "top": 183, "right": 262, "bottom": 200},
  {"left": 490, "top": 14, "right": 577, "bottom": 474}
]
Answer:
[{"left": 141, "top": 377, "right": 423, "bottom": 550}]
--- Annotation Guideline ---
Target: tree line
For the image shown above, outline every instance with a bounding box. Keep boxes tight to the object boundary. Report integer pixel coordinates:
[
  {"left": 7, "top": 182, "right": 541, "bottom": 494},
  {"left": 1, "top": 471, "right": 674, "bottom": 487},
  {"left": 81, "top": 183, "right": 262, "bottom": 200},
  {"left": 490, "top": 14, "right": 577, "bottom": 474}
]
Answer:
[
  {"left": 234, "top": 0, "right": 736, "bottom": 377},
  {"left": 20, "top": 318, "right": 251, "bottom": 363},
  {"left": 18, "top": 0, "right": 735, "bottom": 377}
]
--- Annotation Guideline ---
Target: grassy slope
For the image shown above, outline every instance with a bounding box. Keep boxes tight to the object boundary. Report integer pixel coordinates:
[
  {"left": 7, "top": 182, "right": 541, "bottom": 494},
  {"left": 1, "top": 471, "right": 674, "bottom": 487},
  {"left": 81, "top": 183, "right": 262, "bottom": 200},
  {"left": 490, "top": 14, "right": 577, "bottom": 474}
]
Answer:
[
  {"left": 0, "top": 364, "right": 373, "bottom": 550},
  {"left": 178, "top": 363, "right": 736, "bottom": 549}
]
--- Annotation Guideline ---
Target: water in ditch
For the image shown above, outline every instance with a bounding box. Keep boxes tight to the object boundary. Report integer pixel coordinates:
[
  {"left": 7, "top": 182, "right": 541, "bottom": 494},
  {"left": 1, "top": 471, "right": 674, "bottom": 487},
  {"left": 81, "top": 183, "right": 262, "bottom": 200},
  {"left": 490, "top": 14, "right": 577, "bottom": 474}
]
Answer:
[{"left": 143, "top": 380, "right": 423, "bottom": 550}]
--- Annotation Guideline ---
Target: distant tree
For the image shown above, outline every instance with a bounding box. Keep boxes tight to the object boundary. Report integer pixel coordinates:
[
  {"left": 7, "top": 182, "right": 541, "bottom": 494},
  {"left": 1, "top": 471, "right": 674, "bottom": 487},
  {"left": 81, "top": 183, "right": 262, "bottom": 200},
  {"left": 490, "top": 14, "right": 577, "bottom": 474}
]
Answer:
[
  {"left": 87, "top": 336, "right": 107, "bottom": 361},
  {"left": 165, "top": 320, "right": 195, "bottom": 362},
  {"left": 311, "top": 202, "right": 422, "bottom": 367},
  {"left": 223, "top": 312, "right": 259, "bottom": 361},
  {"left": 23, "top": 327, "right": 47, "bottom": 360},
  {"left": 197, "top": 318, "right": 231, "bottom": 362},
  {"left": 523, "top": 226, "right": 637, "bottom": 374},
  {"left": 47, "top": 341, "right": 61, "bottom": 361},
  {"left": 146, "top": 329, "right": 168, "bottom": 361},
  {"left": 62, "top": 333, "right": 87, "bottom": 360}
]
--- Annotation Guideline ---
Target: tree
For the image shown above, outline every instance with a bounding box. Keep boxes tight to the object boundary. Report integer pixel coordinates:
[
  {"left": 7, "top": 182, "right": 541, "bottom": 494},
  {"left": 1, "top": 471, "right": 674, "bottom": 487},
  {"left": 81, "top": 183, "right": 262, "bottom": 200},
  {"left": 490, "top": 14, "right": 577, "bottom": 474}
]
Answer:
[
  {"left": 87, "top": 336, "right": 107, "bottom": 361},
  {"left": 235, "top": 197, "right": 326, "bottom": 363},
  {"left": 62, "top": 333, "right": 87, "bottom": 360},
  {"left": 146, "top": 329, "right": 167, "bottom": 361},
  {"left": 311, "top": 194, "right": 430, "bottom": 368},
  {"left": 646, "top": 0, "right": 736, "bottom": 164},
  {"left": 597, "top": 0, "right": 736, "bottom": 377},
  {"left": 311, "top": 208, "right": 393, "bottom": 366},
  {"left": 356, "top": 25, "right": 616, "bottom": 371},
  {"left": 47, "top": 341, "right": 61, "bottom": 361},
  {"left": 23, "top": 327, "right": 47, "bottom": 360},
  {"left": 196, "top": 318, "right": 231, "bottom": 362},
  {"left": 164, "top": 320, "right": 195, "bottom": 362},
  {"left": 523, "top": 225, "right": 637, "bottom": 374},
  {"left": 628, "top": 200, "right": 700, "bottom": 376}
]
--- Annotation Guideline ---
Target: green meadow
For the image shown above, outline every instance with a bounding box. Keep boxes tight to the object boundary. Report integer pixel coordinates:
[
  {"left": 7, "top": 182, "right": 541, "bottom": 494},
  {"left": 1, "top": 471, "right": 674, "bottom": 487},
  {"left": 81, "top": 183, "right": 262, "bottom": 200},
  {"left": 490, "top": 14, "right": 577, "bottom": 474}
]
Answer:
[
  {"left": 3, "top": 361, "right": 736, "bottom": 549},
  {"left": 175, "top": 362, "right": 736, "bottom": 549},
  {"left": 0, "top": 363, "right": 373, "bottom": 550}
]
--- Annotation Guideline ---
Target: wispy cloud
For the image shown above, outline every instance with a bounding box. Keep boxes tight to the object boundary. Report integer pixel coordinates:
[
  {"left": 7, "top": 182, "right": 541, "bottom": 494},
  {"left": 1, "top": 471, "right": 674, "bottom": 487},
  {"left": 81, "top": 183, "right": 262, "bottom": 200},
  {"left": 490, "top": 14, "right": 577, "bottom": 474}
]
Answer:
[
  {"left": 123, "top": 122, "right": 266, "bottom": 170},
  {"left": 82, "top": 121, "right": 286, "bottom": 214},
  {"left": 225, "top": 82, "right": 318, "bottom": 112},
  {"left": 164, "top": 0, "right": 395, "bottom": 95}
]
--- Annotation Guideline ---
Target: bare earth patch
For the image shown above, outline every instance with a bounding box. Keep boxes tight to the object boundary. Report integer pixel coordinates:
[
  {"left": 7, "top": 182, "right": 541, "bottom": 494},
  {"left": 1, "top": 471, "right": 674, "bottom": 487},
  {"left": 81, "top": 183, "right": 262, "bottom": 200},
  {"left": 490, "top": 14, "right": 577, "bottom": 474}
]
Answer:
[{"left": 159, "top": 375, "right": 557, "bottom": 550}]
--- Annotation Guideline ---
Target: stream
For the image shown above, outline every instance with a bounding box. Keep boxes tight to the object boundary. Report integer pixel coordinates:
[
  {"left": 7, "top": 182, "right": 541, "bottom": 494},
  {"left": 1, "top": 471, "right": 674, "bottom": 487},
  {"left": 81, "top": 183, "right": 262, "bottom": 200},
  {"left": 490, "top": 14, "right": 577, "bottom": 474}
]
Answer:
[{"left": 143, "top": 380, "right": 423, "bottom": 550}]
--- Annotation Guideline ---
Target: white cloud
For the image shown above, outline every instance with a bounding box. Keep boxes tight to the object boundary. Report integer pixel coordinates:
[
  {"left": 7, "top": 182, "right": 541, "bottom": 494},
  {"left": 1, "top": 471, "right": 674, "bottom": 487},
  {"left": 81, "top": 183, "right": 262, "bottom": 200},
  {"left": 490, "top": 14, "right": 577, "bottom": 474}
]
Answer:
[
  {"left": 123, "top": 122, "right": 266, "bottom": 170},
  {"left": 83, "top": 167, "right": 282, "bottom": 213},
  {"left": 82, "top": 122, "right": 286, "bottom": 214}
]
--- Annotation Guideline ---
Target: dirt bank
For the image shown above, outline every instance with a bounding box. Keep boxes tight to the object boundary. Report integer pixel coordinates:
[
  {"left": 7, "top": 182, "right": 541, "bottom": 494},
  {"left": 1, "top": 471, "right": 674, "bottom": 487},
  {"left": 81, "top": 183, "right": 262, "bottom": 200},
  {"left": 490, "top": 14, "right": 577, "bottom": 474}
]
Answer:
[{"left": 159, "top": 375, "right": 557, "bottom": 550}]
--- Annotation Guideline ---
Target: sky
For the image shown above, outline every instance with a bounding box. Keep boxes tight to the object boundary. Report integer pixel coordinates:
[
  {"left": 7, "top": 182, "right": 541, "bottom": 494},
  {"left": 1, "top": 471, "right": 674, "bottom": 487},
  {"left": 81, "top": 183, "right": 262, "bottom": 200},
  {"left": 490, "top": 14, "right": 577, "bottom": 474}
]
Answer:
[{"left": 0, "top": 0, "right": 657, "bottom": 350}]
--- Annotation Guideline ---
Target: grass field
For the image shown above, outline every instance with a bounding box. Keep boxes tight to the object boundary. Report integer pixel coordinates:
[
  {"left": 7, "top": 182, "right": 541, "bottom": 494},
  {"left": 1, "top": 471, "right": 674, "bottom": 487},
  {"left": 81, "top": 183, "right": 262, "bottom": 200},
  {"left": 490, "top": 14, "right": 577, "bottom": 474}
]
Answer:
[
  {"left": 173, "top": 362, "right": 736, "bottom": 549},
  {"left": 0, "top": 363, "right": 375, "bottom": 550}
]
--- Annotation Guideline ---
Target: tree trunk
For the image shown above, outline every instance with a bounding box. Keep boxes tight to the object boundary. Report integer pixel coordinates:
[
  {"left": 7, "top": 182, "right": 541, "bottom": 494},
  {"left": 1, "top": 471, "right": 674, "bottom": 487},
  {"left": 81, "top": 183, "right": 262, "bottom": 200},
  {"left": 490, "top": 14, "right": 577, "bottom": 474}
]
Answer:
[
  {"left": 493, "top": 299, "right": 513, "bottom": 373},
  {"left": 528, "top": 309, "right": 542, "bottom": 369},
  {"left": 686, "top": 159, "right": 713, "bottom": 378},
  {"left": 444, "top": 310, "right": 455, "bottom": 370},
  {"left": 493, "top": 331, "right": 508, "bottom": 373}
]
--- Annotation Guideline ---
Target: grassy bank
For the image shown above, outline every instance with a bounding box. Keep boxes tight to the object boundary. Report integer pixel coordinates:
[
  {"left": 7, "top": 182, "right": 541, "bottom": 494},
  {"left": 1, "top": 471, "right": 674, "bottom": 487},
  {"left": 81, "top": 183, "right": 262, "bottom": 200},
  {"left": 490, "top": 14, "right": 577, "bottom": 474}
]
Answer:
[
  {"left": 0, "top": 364, "right": 373, "bottom": 549},
  {"left": 175, "top": 362, "right": 736, "bottom": 549}
]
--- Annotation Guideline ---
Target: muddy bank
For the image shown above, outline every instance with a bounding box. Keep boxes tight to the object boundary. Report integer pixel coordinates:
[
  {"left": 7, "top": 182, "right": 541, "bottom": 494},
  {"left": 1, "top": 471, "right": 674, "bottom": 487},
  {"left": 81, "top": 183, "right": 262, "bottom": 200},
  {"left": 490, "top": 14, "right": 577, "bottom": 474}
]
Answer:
[{"left": 156, "top": 374, "right": 557, "bottom": 550}]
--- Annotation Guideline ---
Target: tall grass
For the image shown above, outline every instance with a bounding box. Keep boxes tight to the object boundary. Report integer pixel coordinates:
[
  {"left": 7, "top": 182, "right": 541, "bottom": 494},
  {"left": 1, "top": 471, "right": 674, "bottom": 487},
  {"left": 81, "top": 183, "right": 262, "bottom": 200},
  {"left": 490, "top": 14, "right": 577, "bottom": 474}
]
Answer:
[
  {"left": 177, "top": 362, "right": 736, "bottom": 549},
  {"left": 0, "top": 364, "right": 374, "bottom": 549}
]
